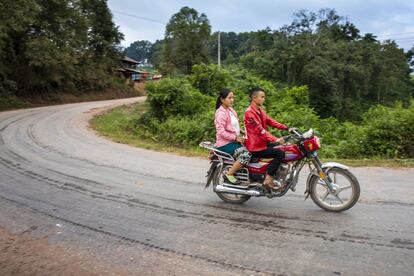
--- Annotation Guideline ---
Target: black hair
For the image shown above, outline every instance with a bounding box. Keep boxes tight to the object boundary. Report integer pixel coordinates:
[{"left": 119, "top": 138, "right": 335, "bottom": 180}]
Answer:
[
  {"left": 215, "top": 88, "right": 233, "bottom": 110},
  {"left": 249, "top": 87, "right": 264, "bottom": 102}
]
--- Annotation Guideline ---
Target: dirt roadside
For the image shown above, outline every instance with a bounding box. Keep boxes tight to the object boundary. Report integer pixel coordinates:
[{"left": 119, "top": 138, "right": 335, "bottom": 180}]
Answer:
[{"left": 0, "top": 227, "right": 129, "bottom": 276}]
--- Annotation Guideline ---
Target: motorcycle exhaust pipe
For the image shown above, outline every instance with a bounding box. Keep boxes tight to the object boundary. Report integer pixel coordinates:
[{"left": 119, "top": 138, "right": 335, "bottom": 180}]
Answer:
[{"left": 214, "top": 184, "right": 262, "bottom": 197}]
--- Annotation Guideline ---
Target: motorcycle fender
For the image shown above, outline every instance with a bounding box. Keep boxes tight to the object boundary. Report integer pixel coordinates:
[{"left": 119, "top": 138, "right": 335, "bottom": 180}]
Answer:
[
  {"left": 205, "top": 162, "right": 222, "bottom": 189},
  {"left": 304, "top": 162, "right": 349, "bottom": 197}
]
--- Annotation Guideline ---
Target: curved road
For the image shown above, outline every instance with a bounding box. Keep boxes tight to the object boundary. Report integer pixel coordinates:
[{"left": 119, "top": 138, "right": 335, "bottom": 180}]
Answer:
[{"left": 0, "top": 97, "right": 413, "bottom": 275}]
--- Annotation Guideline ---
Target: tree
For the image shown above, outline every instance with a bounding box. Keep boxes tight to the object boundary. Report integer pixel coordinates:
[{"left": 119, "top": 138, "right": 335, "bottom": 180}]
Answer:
[
  {"left": 162, "top": 6, "right": 211, "bottom": 74},
  {"left": 407, "top": 46, "right": 414, "bottom": 71},
  {"left": 79, "top": 0, "right": 123, "bottom": 59},
  {"left": 189, "top": 63, "right": 231, "bottom": 96},
  {"left": 208, "top": 31, "right": 257, "bottom": 64},
  {"left": 239, "top": 9, "right": 414, "bottom": 120},
  {"left": 0, "top": 0, "right": 40, "bottom": 95},
  {"left": 149, "top": 39, "right": 164, "bottom": 68},
  {"left": 11, "top": 0, "right": 89, "bottom": 94},
  {"left": 125, "top": 40, "right": 152, "bottom": 62},
  {"left": 0, "top": 0, "right": 124, "bottom": 98}
]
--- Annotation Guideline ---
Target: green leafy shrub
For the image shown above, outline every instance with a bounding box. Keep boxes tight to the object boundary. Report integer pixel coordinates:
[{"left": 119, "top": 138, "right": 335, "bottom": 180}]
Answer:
[
  {"left": 156, "top": 111, "right": 215, "bottom": 146},
  {"left": 189, "top": 63, "right": 232, "bottom": 96},
  {"left": 146, "top": 77, "right": 210, "bottom": 120},
  {"left": 266, "top": 86, "right": 320, "bottom": 128},
  {"left": 0, "top": 73, "right": 26, "bottom": 110},
  {"left": 358, "top": 102, "right": 414, "bottom": 158},
  {"left": 137, "top": 65, "right": 414, "bottom": 159},
  {"left": 331, "top": 122, "right": 366, "bottom": 158}
]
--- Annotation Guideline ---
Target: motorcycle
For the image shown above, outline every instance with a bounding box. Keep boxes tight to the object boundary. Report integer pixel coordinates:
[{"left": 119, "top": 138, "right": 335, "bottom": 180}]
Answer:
[{"left": 200, "top": 128, "right": 360, "bottom": 212}]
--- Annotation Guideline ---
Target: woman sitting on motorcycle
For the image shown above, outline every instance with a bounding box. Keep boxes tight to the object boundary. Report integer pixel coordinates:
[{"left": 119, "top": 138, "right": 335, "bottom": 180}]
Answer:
[{"left": 215, "top": 89, "right": 251, "bottom": 184}]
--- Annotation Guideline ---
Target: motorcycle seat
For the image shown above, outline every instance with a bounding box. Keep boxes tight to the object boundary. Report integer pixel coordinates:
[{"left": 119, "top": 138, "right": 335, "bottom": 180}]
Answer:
[{"left": 250, "top": 157, "right": 261, "bottom": 163}]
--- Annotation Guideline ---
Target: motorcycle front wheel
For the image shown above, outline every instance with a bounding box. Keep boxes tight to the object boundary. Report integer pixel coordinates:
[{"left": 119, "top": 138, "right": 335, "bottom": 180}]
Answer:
[
  {"left": 212, "top": 164, "right": 251, "bottom": 204},
  {"left": 309, "top": 167, "right": 360, "bottom": 212}
]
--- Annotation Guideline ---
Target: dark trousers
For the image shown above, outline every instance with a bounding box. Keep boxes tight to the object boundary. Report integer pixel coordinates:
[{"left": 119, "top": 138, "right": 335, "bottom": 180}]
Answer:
[{"left": 251, "top": 146, "right": 285, "bottom": 176}]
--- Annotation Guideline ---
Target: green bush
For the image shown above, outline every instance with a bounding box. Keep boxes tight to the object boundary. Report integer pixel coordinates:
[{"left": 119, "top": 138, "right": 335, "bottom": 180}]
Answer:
[
  {"left": 156, "top": 111, "right": 216, "bottom": 146},
  {"left": 134, "top": 109, "right": 215, "bottom": 147},
  {"left": 359, "top": 102, "right": 414, "bottom": 158},
  {"left": 227, "top": 65, "right": 280, "bottom": 119},
  {"left": 322, "top": 102, "right": 414, "bottom": 159},
  {"left": 189, "top": 63, "right": 232, "bottom": 96},
  {"left": 138, "top": 64, "right": 414, "bottom": 159},
  {"left": 0, "top": 73, "right": 26, "bottom": 110},
  {"left": 266, "top": 86, "right": 319, "bottom": 129},
  {"left": 146, "top": 77, "right": 211, "bottom": 120},
  {"left": 331, "top": 122, "right": 366, "bottom": 158}
]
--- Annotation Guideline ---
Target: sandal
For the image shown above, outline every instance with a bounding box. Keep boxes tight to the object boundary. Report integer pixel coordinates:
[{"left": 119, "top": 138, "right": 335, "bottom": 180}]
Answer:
[
  {"left": 223, "top": 173, "right": 240, "bottom": 184},
  {"left": 262, "top": 184, "right": 274, "bottom": 198},
  {"left": 262, "top": 176, "right": 283, "bottom": 196}
]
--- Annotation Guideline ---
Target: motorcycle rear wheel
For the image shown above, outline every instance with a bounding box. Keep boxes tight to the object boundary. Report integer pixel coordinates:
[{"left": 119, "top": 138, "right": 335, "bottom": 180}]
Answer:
[
  {"left": 309, "top": 167, "right": 360, "bottom": 212},
  {"left": 213, "top": 164, "right": 251, "bottom": 204}
]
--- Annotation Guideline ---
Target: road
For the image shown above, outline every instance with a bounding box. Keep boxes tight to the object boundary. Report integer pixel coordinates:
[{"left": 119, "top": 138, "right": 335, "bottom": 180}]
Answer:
[{"left": 0, "top": 97, "right": 413, "bottom": 275}]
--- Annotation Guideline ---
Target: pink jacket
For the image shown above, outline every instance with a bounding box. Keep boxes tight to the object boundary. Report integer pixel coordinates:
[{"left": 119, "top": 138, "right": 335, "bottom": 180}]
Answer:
[{"left": 214, "top": 105, "right": 239, "bottom": 147}]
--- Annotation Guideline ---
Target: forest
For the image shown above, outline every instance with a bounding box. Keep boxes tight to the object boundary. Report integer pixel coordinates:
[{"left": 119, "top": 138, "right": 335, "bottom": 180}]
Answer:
[
  {"left": 126, "top": 8, "right": 414, "bottom": 121},
  {"left": 1, "top": 3, "right": 414, "bottom": 158},
  {"left": 125, "top": 7, "right": 414, "bottom": 159},
  {"left": 0, "top": 0, "right": 125, "bottom": 109}
]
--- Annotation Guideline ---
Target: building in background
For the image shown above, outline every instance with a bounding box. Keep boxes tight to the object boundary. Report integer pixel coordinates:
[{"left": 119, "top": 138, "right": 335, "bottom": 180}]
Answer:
[{"left": 116, "top": 56, "right": 153, "bottom": 83}]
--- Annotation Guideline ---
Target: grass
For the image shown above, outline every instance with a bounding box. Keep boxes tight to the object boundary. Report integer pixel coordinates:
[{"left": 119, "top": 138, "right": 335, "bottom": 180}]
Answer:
[
  {"left": 90, "top": 102, "right": 206, "bottom": 157},
  {"left": 324, "top": 158, "right": 414, "bottom": 168},
  {"left": 90, "top": 102, "right": 414, "bottom": 168}
]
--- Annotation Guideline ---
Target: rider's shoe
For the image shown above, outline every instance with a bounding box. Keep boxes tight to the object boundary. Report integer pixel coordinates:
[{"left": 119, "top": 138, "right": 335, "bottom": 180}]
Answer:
[
  {"left": 262, "top": 176, "right": 283, "bottom": 197},
  {"left": 263, "top": 175, "right": 276, "bottom": 189},
  {"left": 273, "top": 180, "right": 283, "bottom": 190},
  {"left": 223, "top": 174, "right": 240, "bottom": 184},
  {"left": 262, "top": 185, "right": 274, "bottom": 198}
]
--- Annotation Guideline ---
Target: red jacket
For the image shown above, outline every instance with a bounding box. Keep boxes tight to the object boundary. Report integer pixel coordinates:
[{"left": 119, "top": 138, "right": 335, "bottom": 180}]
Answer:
[{"left": 244, "top": 104, "right": 288, "bottom": 152}]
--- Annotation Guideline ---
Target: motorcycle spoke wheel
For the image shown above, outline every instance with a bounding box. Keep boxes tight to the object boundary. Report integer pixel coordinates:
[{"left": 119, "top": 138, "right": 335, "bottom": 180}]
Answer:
[{"left": 311, "top": 168, "right": 360, "bottom": 212}]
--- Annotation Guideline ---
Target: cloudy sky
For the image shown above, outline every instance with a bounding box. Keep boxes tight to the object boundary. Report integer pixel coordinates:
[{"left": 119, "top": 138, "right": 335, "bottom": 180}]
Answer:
[{"left": 107, "top": 0, "right": 414, "bottom": 51}]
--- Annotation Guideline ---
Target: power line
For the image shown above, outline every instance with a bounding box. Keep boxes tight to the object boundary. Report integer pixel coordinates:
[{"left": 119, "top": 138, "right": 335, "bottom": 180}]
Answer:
[
  {"left": 393, "top": 37, "right": 414, "bottom": 41},
  {"left": 111, "top": 9, "right": 413, "bottom": 45},
  {"left": 380, "top": 37, "right": 414, "bottom": 42},
  {"left": 377, "top": 32, "right": 414, "bottom": 37},
  {"left": 379, "top": 36, "right": 414, "bottom": 40},
  {"left": 394, "top": 40, "right": 414, "bottom": 43},
  {"left": 112, "top": 10, "right": 166, "bottom": 25},
  {"left": 112, "top": 10, "right": 412, "bottom": 40}
]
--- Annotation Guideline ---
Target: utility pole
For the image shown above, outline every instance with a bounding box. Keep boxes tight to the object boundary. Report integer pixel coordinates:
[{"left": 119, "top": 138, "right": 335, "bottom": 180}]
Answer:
[{"left": 218, "top": 31, "right": 221, "bottom": 69}]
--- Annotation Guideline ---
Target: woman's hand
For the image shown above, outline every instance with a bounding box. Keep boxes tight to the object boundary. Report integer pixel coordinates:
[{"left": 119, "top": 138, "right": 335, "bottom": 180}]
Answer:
[
  {"left": 276, "top": 137, "right": 285, "bottom": 144},
  {"left": 236, "top": 135, "right": 245, "bottom": 144}
]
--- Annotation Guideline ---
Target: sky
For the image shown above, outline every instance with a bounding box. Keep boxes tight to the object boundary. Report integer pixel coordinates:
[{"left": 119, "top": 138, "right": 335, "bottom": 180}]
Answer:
[{"left": 107, "top": 0, "right": 414, "bottom": 51}]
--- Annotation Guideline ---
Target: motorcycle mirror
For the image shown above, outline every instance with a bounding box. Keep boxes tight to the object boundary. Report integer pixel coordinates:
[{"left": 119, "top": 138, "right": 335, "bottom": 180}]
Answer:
[{"left": 303, "top": 129, "right": 314, "bottom": 139}]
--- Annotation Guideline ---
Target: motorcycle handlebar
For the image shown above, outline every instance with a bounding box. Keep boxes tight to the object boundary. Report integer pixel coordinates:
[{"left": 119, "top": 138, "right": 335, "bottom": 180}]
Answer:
[{"left": 289, "top": 128, "right": 302, "bottom": 136}]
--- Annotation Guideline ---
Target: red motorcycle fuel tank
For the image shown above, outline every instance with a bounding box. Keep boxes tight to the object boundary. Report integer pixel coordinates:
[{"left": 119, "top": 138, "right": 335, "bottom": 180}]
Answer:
[
  {"left": 275, "top": 144, "right": 304, "bottom": 162},
  {"left": 247, "top": 144, "right": 304, "bottom": 174}
]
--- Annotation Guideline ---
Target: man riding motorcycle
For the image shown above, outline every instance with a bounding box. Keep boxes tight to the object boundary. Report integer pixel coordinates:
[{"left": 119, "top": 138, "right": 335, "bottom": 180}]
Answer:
[
  {"left": 244, "top": 87, "right": 291, "bottom": 193},
  {"left": 200, "top": 88, "right": 360, "bottom": 211}
]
